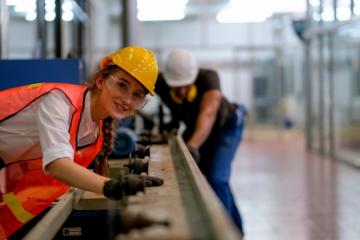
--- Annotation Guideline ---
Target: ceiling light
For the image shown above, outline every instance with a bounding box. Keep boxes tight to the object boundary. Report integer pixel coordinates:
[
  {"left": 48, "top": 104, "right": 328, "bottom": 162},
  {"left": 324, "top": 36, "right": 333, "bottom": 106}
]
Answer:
[
  {"left": 14, "top": 0, "right": 36, "bottom": 13},
  {"left": 217, "top": 0, "right": 272, "bottom": 23},
  {"left": 62, "top": 0, "right": 73, "bottom": 11},
  {"left": 6, "top": 0, "right": 18, "bottom": 6},
  {"left": 337, "top": 7, "right": 351, "bottom": 21},
  {"left": 137, "top": 0, "right": 188, "bottom": 21},
  {"left": 45, "top": 11, "right": 55, "bottom": 21},
  {"left": 25, "top": 11, "right": 36, "bottom": 21},
  {"left": 62, "top": 11, "right": 74, "bottom": 21},
  {"left": 321, "top": 8, "right": 334, "bottom": 21}
]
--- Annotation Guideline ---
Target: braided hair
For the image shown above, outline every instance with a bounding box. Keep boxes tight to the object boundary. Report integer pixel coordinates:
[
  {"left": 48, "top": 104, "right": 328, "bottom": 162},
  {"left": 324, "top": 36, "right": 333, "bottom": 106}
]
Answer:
[
  {"left": 94, "top": 116, "right": 113, "bottom": 176},
  {"left": 86, "top": 65, "right": 120, "bottom": 176}
]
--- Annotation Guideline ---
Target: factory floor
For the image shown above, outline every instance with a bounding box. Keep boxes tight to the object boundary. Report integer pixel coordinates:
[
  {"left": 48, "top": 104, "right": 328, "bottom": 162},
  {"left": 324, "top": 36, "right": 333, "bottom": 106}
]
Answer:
[{"left": 231, "top": 132, "right": 360, "bottom": 240}]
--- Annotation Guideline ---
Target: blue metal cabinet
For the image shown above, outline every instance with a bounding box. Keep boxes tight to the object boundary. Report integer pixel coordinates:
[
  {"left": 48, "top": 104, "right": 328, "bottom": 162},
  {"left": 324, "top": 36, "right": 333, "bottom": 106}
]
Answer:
[{"left": 0, "top": 59, "right": 86, "bottom": 90}]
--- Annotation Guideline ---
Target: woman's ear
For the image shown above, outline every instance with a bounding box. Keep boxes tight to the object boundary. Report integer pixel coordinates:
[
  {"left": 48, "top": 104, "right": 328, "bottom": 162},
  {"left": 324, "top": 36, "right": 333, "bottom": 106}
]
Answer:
[{"left": 95, "top": 73, "right": 105, "bottom": 89}]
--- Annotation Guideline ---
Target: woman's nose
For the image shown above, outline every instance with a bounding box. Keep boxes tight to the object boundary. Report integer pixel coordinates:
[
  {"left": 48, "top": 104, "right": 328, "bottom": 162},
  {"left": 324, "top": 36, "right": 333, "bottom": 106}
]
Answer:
[{"left": 122, "top": 94, "right": 132, "bottom": 106}]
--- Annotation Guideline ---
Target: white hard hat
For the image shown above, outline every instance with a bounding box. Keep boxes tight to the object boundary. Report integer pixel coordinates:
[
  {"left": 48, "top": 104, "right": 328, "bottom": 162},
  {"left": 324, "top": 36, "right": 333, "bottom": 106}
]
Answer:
[{"left": 163, "top": 48, "right": 199, "bottom": 87}]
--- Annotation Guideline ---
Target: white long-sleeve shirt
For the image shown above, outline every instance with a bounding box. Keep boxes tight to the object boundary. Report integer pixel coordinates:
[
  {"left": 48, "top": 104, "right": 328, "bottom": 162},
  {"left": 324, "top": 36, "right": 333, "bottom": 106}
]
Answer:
[{"left": 0, "top": 89, "right": 99, "bottom": 171}]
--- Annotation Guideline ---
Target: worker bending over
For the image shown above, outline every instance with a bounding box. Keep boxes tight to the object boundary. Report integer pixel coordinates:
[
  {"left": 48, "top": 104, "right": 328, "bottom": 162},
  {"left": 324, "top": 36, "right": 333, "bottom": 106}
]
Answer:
[{"left": 156, "top": 48, "right": 247, "bottom": 235}]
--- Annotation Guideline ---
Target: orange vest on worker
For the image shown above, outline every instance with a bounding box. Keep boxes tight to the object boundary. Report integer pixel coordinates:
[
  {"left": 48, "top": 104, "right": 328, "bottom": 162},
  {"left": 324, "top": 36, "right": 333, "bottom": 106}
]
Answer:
[{"left": 0, "top": 83, "right": 104, "bottom": 239}]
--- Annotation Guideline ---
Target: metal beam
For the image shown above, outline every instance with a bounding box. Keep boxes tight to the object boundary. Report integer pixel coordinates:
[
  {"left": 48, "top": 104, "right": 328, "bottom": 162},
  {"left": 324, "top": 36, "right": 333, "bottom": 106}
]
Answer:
[
  {"left": 23, "top": 189, "right": 83, "bottom": 240},
  {"left": 305, "top": 0, "right": 313, "bottom": 150},
  {"left": 22, "top": 136, "right": 242, "bottom": 239},
  {"left": 36, "top": 0, "right": 47, "bottom": 58},
  {"left": 121, "top": 0, "right": 139, "bottom": 46},
  {"left": 170, "top": 135, "right": 242, "bottom": 239},
  {"left": 55, "top": 0, "right": 62, "bottom": 58},
  {"left": 0, "top": 0, "right": 9, "bottom": 58}
]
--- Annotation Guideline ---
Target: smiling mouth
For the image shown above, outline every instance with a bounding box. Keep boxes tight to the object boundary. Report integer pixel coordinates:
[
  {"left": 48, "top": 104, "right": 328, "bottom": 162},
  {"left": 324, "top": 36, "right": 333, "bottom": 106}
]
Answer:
[{"left": 114, "top": 101, "right": 127, "bottom": 113}]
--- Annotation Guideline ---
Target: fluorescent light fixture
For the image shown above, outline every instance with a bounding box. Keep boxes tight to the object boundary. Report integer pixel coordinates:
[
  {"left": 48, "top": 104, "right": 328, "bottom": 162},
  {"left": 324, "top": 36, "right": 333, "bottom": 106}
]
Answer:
[
  {"left": 336, "top": 7, "right": 351, "bottom": 21},
  {"left": 137, "top": 0, "right": 188, "bottom": 21},
  {"left": 45, "top": 0, "right": 55, "bottom": 11},
  {"left": 62, "top": 11, "right": 74, "bottom": 21},
  {"left": 14, "top": 0, "right": 36, "bottom": 13},
  {"left": 309, "top": 0, "right": 320, "bottom": 7},
  {"left": 312, "top": 12, "right": 320, "bottom": 21},
  {"left": 6, "top": 0, "right": 18, "bottom": 6},
  {"left": 62, "top": 0, "right": 74, "bottom": 21},
  {"left": 321, "top": 8, "right": 334, "bottom": 21},
  {"left": 45, "top": 11, "right": 55, "bottom": 21},
  {"left": 355, "top": 6, "right": 360, "bottom": 15},
  {"left": 25, "top": 11, "right": 36, "bottom": 21},
  {"left": 9, "top": 0, "right": 75, "bottom": 22},
  {"left": 270, "top": 0, "right": 306, "bottom": 13},
  {"left": 62, "top": 0, "right": 73, "bottom": 11},
  {"left": 217, "top": 0, "right": 272, "bottom": 23}
]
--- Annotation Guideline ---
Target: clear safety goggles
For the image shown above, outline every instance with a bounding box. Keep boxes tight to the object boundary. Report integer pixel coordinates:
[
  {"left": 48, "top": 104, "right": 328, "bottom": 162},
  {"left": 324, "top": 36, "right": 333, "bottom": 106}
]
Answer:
[{"left": 106, "top": 75, "right": 148, "bottom": 109}]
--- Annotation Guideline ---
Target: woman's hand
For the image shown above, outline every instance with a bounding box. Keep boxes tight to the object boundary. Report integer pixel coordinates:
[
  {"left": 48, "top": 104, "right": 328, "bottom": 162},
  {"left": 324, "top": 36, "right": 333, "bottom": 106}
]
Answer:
[{"left": 103, "top": 174, "right": 164, "bottom": 200}]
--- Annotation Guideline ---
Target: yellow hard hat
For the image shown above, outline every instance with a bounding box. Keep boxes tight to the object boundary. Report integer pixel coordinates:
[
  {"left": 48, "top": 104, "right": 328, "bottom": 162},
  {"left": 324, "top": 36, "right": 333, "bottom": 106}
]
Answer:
[{"left": 100, "top": 46, "right": 158, "bottom": 96}]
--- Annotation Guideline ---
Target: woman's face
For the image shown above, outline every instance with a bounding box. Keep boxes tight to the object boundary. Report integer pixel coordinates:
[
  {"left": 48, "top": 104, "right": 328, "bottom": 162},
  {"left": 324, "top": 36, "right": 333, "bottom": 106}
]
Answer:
[{"left": 96, "top": 68, "right": 147, "bottom": 120}]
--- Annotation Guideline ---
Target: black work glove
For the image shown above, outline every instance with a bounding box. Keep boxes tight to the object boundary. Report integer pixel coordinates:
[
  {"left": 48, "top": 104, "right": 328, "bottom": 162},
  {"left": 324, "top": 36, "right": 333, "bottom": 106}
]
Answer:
[
  {"left": 103, "top": 174, "right": 164, "bottom": 200},
  {"left": 187, "top": 145, "right": 200, "bottom": 164},
  {"left": 103, "top": 174, "right": 145, "bottom": 200},
  {"left": 142, "top": 175, "right": 164, "bottom": 187}
]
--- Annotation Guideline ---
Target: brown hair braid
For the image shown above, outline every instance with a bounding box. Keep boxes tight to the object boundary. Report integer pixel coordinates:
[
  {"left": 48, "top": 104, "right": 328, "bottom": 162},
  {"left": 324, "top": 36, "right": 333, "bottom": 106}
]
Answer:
[
  {"left": 94, "top": 116, "right": 113, "bottom": 176},
  {"left": 88, "top": 65, "right": 119, "bottom": 176}
]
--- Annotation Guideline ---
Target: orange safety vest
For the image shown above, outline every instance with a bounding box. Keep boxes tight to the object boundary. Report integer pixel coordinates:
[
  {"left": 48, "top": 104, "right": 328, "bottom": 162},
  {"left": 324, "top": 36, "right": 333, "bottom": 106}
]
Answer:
[{"left": 0, "top": 83, "right": 104, "bottom": 239}]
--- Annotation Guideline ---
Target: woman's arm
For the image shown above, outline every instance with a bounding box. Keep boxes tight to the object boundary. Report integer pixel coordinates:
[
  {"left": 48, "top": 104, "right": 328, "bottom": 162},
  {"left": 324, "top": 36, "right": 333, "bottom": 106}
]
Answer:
[{"left": 47, "top": 157, "right": 110, "bottom": 194}]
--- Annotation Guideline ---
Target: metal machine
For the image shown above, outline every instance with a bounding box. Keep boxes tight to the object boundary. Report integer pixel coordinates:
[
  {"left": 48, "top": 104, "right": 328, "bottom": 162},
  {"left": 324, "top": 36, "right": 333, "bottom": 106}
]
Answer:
[{"left": 20, "top": 136, "right": 242, "bottom": 240}]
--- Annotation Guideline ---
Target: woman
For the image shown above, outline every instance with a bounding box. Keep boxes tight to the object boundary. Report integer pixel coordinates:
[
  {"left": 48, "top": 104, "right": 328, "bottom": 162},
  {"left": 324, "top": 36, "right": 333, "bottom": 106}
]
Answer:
[{"left": 0, "top": 46, "right": 158, "bottom": 238}]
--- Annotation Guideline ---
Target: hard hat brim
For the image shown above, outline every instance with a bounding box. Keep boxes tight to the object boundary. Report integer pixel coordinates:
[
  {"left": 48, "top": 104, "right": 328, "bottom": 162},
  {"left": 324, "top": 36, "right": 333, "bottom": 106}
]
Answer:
[{"left": 163, "top": 74, "right": 196, "bottom": 87}]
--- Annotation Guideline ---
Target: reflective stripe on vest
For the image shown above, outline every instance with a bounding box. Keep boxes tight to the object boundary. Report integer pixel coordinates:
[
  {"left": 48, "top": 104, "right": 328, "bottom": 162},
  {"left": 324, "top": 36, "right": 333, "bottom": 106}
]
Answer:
[
  {"left": 0, "top": 83, "right": 104, "bottom": 238},
  {"left": 3, "top": 193, "right": 34, "bottom": 223}
]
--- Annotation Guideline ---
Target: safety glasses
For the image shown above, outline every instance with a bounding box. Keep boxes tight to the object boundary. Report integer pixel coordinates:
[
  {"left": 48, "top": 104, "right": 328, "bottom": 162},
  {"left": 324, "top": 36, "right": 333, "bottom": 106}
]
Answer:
[{"left": 106, "top": 75, "right": 148, "bottom": 109}]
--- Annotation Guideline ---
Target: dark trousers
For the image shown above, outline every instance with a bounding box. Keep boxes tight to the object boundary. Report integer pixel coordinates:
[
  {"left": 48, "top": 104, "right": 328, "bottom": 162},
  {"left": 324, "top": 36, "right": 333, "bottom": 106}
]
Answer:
[{"left": 199, "top": 104, "right": 247, "bottom": 235}]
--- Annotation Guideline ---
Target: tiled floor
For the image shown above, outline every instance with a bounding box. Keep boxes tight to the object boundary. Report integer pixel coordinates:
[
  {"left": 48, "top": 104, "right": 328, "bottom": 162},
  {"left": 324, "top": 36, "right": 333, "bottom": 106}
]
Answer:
[{"left": 231, "top": 136, "right": 360, "bottom": 240}]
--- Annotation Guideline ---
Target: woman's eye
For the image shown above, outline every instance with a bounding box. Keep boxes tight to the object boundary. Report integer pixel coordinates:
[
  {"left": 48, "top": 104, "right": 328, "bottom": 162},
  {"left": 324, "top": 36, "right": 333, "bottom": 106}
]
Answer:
[
  {"left": 133, "top": 92, "right": 144, "bottom": 101},
  {"left": 117, "top": 82, "right": 128, "bottom": 91}
]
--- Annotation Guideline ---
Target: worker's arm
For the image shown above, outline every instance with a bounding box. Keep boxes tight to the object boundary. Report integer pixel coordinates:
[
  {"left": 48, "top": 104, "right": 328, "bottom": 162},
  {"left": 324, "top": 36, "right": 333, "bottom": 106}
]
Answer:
[
  {"left": 47, "top": 157, "right": 110, "bottom": 194},
  {"left": 187, "top": 89, "right": 221, "bottom": 149}
]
